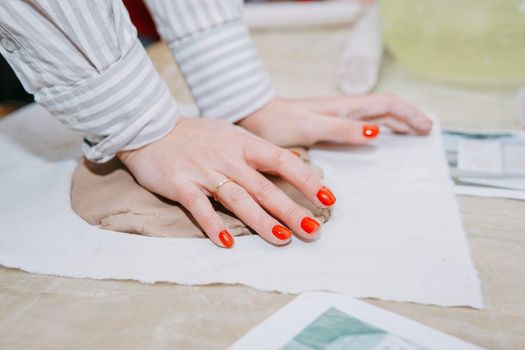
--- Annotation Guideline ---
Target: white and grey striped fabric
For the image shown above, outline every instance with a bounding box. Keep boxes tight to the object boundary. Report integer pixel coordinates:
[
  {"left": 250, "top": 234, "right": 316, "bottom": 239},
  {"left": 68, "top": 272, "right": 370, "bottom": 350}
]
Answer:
[
  {"left": 0, "top": 0, "right": 274, "bottom": 162},
  {"left": 146, "top": 0, "right": 274, "bottom": 122}
]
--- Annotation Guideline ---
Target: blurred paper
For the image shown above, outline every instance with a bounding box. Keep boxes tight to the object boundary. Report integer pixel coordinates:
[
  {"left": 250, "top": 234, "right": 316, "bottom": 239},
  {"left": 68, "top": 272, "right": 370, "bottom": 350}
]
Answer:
[
  {"left": 443, "top": 129, "right": 525, "bottom": 199},
  {"left": 229, "top": 292, "right": 483, "bottom": 350},
  {"left": 454, "top": 185, "right": 525, "bottom": 201},
  {"left": 459, "top": 176, "right": 525, "bottom": 192},
  {"left": 457, "top": 139, "right": 525, "bottom": 176}
]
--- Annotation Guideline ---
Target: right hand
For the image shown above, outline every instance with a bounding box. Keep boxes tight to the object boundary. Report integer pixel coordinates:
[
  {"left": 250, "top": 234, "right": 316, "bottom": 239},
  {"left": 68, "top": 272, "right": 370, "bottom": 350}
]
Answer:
[{"left": 118, "top": 117, "right": 336, "bottom": 248}]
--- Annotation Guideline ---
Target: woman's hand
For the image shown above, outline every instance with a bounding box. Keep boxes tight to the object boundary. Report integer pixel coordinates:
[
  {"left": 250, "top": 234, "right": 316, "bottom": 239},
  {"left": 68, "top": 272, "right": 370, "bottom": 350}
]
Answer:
[
  {"left": 118, "top": 118, "right": 335, "bottom": 249},
  {"left": 237, "top": 95, "right": 433, "bottom": 147}
]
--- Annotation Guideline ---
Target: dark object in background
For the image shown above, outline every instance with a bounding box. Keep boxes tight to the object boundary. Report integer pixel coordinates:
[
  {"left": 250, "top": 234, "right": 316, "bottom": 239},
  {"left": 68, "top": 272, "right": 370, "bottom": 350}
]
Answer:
[
  {"left": 0, "top": 54, "right": 32, "bottom": 103},
  {"left": 0, "top": 0, "right": 158, "bottom": 107},
  {"left": 123, "top": 0, "right": 160, "bottom": 45},
  {"left": 0, "top": 0, "right": 156, "bottom": 105}
]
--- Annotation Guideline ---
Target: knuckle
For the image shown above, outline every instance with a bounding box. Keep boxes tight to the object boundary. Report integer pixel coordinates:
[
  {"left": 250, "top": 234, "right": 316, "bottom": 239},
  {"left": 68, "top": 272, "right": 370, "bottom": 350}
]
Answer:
[
  {"left": 199, "top": 212, "right": 221, "bottom": 232},
  {"left": 341, "top": 122, "right": 355, "bottom": 138},
  {"left": 227, "top": 185, "right": 248, "bottom": 205},
  {"left": 298, "top": 121, "right": 318, "bottom": 144},
  {"left": 299, "top": 168, "right": 320, "bottom": 190},
  {"left": 170, "top": 177, "right": 187, "bottom": 192},
  {"left": 219, "top": 156, "right": 237, "bottom": 172},
  {"left": 253, "top": 214, "right": 272, "bottom": 233},
  {"left": 254, "top": 178, "right": 276, "bottom": 202},
  {"left": 284, "top": 204, "right": 304, "bottom": 222},
  {"left": 272, "top": 148, "right": 293, "bottom": 168},
  {"left": 379, "top": 93, "right": 397, "bottom": 109},
  {"left": 181, "top": 190, "right": 202, "bottom": 210},
  {"left": 207, "top": 147, "right": 222, "bottom": 160}
]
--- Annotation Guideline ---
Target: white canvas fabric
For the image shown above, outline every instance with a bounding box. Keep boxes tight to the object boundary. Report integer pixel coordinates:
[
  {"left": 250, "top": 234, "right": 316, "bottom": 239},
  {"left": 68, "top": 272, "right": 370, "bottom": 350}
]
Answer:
[{"left": 0, "top": 104, "right": 483, "bottom": 308}]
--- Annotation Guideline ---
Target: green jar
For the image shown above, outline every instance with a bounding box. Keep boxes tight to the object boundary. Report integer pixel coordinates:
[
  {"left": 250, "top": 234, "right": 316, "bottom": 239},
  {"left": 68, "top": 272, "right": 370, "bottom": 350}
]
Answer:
[{"left": 380, "top": 0, "right": 525, "bottom": 86}]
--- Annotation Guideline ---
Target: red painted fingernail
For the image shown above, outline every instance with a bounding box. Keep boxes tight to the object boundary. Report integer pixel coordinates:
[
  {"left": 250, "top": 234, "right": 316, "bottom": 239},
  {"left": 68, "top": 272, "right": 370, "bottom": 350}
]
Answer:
[
  {"left": 301, "top": 217, "right": 320, "bottom": 234},
  {"left": 317, "top": 186, "right": 336, "bottom": 206},
  {"left": 290, "top": 150, "right": 301, "bottom": 157},
  {"left": 363, "top": 124, "right": 380, "bottom": 138},
  {"left": 272, "top": 225, "right": 292, "bottom": 240},
  {"left": 218, "top": 230, "right": 234, "bottom": 248}
]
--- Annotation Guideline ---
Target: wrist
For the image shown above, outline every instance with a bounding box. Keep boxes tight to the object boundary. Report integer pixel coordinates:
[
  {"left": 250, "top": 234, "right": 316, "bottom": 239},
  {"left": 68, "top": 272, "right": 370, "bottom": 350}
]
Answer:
[
  {"left": 236, "top": 97, "right": 282, "bottom": 132},
  {"left": 117, "top": 117, "right": 187, "bottom": 166},
  {"left": 117, "top": 149, "right": 132, "bottom": 164}
]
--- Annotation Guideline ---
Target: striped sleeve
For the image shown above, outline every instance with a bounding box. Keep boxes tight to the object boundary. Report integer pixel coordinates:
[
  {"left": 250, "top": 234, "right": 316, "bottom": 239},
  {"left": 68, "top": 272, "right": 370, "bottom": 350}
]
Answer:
[
  {"left": 145, "top": 0, "right": 275, "bottom": 122},
  {"left": 0, "top": 0, "right": 179, "bottom": 163}
]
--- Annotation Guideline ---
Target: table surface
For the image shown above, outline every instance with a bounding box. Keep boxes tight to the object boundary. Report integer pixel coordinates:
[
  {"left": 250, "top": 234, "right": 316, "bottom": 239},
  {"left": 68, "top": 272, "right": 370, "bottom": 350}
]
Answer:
[{"left": 1, "top": 26, "right": 524, "bottom": 350}]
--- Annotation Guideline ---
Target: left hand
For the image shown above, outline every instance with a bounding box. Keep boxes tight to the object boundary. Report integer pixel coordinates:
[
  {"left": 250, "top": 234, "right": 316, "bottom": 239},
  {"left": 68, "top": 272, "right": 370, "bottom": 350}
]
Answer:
[{"left": 237, "top": 95, "right": 433, "bottom": 147}]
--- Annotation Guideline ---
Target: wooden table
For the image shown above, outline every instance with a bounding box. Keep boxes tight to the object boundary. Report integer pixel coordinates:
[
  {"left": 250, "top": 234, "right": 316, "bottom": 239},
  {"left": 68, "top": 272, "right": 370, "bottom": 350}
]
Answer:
[{"left": 1, "top": 27, "right": 524, "bottom": 350}]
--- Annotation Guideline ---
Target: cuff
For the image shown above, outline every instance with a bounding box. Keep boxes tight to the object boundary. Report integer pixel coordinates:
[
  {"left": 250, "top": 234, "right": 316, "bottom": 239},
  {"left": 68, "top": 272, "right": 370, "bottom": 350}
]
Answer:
[
  {"left": 38, "top": 40, "right": 179, "bottom": 163},
  {"left": 169, "top": 20, "right": 275, "bottom": 123}
]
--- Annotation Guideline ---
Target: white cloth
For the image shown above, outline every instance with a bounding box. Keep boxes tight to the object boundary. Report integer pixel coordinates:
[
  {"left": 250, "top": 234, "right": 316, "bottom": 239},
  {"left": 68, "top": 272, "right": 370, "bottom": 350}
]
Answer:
[{"left": 0, "top": 104, "right": 483, "bottom": 308}]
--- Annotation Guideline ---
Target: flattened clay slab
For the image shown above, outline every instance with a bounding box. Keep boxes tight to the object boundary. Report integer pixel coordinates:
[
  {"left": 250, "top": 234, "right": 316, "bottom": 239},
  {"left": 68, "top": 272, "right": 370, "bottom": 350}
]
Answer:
[{"left": 71, "top": 148, "right": 331, "bottom": 238}]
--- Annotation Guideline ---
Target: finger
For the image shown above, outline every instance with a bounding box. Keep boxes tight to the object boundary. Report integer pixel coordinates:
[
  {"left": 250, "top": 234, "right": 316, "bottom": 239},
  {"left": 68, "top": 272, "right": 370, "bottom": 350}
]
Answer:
[
  {"left": 176, "top": 183, "right": 234, "bottom": 248},
  {"left": 232, "top": 165, "right": 321, "bottom": 239},
  {"left": 246, "top": 141, "right": 337, "bottom": 208},
  {"left": 305, "top": 113, "right": 380, "bottom": 144},
  {"left": 213, "top": 177, "right": 293, "bottom": 245},
  {"left": 342, "top": 94, "right": 432, "bottom": 134},
  {"left": 364, "top": 115, "right": 411, "bottom": 134},
  {"left": 257, "top": 149, "right": 302, "bottom": 175}
]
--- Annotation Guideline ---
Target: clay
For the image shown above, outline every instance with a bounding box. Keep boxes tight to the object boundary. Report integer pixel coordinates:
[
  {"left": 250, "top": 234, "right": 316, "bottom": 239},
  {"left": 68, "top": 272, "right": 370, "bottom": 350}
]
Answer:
[{"left": 70, "top": 148, "right": 331, "bottom": 238}]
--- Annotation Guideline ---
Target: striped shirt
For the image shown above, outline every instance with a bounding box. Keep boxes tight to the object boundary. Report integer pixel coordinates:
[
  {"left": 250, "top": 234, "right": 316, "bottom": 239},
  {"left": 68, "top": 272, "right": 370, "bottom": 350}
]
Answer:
[{"left": 0, "top": 0, "right": 274, "bottom": 162}]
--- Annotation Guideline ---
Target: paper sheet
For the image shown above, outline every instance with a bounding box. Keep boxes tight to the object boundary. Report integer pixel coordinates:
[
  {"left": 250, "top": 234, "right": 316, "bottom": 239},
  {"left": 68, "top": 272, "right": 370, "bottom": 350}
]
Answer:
[
  {"left": 454, "top": 185, "right": 525, "bottom": 201},
  {"left": 0, "top": 104, "right": 483, "bottom": 308},
  {"left": 229, "top": 292, "right": 484, "bottom": 350},
  {"left": 443, "top": 129, "right": 525, "bottom": 200}
]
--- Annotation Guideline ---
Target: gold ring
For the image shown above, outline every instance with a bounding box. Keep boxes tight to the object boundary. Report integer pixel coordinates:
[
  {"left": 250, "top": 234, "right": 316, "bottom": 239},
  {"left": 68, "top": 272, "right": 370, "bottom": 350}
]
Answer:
[{"left": 212, "top": 178, "right": 235, "bottom": 201}]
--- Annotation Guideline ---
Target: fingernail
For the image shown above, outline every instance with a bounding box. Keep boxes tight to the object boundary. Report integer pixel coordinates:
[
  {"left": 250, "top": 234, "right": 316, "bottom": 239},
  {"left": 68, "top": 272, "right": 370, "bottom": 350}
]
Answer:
[
  {"left": 317, "top": 186, "right": 336, "bottom": 206},
  {"left": 301, "top": 217, "right": 320, "bottom": 234},
  {"left": 290, "top": 150, "right": 301, "bottom": 157},
  {"left": 272, "top": 225, "right": 292, "bottom": 240},
  {"left": 363, "top": 124, "right": 380, "bottom": 138},
  {"left": 218, "top": 230, "right": 234, "bottom": 248}
]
